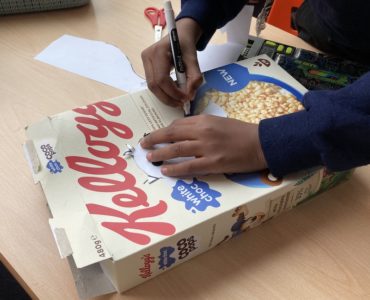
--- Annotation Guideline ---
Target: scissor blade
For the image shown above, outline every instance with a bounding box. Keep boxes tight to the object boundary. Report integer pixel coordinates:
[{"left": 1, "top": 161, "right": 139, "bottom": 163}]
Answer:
[{"left": 154, "top": 25, "right": 162, "bottom": 42}]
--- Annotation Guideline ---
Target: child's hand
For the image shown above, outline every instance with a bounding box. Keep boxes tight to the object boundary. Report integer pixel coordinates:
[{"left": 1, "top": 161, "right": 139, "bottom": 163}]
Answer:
[
  {"left": 140, "top": 115, "right": 267, "bottom": 177},
  {"left": 141, "top": 18, "right": 203, "bottom": 108}
]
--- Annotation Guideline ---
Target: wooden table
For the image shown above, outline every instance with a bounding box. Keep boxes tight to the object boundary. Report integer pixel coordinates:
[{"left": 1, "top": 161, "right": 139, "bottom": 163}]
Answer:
[{"left": 1, "top": 1, "right": 370, "bottom": 299}]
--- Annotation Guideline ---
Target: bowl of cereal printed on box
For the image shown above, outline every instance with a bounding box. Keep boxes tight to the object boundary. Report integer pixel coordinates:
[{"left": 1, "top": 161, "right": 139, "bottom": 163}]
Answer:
[{"left": 194, "top": 81, "right": 304, "bottom": 124}]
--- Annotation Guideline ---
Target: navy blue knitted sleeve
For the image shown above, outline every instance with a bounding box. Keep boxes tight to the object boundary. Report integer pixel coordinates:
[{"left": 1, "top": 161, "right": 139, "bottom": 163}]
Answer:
[
  {"left": 176, "top": 0, "right": 246, "bottom": 50},
  {"left": 259, "top": 71, "right": 370, "bottom": 177}
]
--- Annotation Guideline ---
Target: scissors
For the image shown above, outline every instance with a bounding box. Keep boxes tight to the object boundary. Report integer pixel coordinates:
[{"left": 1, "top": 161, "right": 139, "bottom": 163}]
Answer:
[{"left": 144, "top": 7, "right": 166, "bottom": 42}]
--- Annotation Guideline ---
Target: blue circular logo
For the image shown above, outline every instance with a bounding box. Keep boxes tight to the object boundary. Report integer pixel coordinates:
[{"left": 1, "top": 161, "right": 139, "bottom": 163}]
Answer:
[{"left": 204, "top": 63, "right": 251, "bottom": 92}]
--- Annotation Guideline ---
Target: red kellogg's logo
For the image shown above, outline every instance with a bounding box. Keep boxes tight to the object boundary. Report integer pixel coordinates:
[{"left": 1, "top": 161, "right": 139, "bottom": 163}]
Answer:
[
  {"left": 65, "top": 101, "right": 176, "bottom": 245},
  {"left": 139, "top": 253, "right": 155, "bottom": 278},
  {"left": 253, "top": 58, "right": 271, "bottom": 67}
]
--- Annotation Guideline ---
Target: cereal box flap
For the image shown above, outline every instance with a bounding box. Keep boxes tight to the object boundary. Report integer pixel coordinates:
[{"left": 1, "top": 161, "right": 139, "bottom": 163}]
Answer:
[{"left": 25, "top": 116, "right": 113, "bottom": 267}]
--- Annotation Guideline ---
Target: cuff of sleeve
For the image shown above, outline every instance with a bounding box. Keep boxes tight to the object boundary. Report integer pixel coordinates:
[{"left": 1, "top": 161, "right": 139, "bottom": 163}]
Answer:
[
  {"left": 259, "top": 110, "right": 322, "bottom": 177},
  {"left": 176, "top": 1, "right": 218, "bottom": 50}
]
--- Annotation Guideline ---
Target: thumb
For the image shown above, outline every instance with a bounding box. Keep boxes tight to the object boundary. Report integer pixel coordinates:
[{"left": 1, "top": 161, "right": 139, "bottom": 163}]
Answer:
[{"left": 184, "top": 55, "right": 203, "bottom": 101}]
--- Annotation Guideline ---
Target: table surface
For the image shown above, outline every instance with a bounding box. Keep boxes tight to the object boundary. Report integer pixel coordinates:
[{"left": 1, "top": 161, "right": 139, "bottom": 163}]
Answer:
[{"left": 1, "top": 1, "right": 370, "bottom": 299}]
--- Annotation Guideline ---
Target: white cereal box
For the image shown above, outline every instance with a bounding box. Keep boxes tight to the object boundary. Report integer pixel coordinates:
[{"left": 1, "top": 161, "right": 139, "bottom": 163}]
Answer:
[{"left": 25, "top": 55, "right": 340, "bottom": 298}]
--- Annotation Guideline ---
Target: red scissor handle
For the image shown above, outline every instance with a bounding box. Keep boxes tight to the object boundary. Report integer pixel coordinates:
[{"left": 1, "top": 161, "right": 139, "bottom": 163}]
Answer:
[{"left": 144, "top": 7, "right": 166, "bottom": 28}]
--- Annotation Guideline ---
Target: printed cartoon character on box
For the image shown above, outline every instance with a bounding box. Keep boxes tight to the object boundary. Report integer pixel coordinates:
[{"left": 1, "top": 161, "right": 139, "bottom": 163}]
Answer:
[{"left": 217, "top": 205, "right": 265, "bottom": 246}]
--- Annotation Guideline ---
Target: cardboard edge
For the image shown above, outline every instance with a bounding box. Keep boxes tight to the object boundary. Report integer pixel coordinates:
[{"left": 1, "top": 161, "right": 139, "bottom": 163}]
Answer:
[
  {"left": 67, "top": 256, "right": 116, "bottom": 299},
  {"left": 23, "top": 140, "right": 41, "bottom": 183},
  {"left": 49, "top": 219, "right": 73, "bottom": 258}
]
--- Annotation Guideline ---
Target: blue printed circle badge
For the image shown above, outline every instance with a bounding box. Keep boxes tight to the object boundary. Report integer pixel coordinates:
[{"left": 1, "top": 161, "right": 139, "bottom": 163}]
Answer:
[
  {"left": 171, "top": 178, "right": 221, "bottom": 213},
  {"left": 204, "top": 63, "right": 250, "bottom": 92},
  {"left": 190, "top": 63, "right": 304, "bottom": 116},
  {"left": 202, "top": 62, "right": 303, "bottom": 100}
]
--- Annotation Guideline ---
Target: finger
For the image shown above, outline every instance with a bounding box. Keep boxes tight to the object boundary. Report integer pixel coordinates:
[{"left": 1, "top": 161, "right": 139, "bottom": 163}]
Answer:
[
  {"left": 161, "top": 157, "right": 211, "bottom": 177},
  {"left": 184, "top": 57, "right": 203, "bottom": 100},
  {"left": 141, "top": 118, "right": 198, "bottom": 148},
  {"left": 153, "top": 66, "right": 188, "bottom": 103},
  {"left": 142, "top": 47, "right": 183, "bottom": 107},
  {"left": 147, "top": 140, "right": 201, "bottom": 162},
  {"left": 148, "top": 41, "right": 187, "bottom": 103},
  {"left": 151, "top": 81, "right": 184, "bottom": 107},
  {"left": 146, "top": 60, "right": 184, "bottom": 107}
]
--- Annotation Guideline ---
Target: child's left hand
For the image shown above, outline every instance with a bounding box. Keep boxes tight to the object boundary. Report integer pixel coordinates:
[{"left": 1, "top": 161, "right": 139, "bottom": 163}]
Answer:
[{"left": 140, "top": 115, "right": 267, "bottom": 177}]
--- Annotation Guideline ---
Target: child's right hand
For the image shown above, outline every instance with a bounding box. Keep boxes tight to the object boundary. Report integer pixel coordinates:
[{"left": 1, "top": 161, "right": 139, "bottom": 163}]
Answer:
[{"left": 141, "top": 18, "right": 203, "bottom": 108}]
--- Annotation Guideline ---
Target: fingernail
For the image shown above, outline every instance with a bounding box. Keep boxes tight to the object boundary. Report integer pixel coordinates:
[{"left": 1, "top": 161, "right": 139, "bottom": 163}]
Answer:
[
  {"left": 140, "top": 132, "right": 150, "bottom": 146},
  {"left": 146, "top": 152, "right": 152, "bottom": 161},
  {"left": 161, "top": 167, "right": 168, "bottom": 175}
]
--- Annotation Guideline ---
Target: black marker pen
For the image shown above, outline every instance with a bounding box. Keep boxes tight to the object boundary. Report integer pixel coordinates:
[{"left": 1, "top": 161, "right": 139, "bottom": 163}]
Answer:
[{"left": 164, "top": 0, "right": 190, "bottom": 116}]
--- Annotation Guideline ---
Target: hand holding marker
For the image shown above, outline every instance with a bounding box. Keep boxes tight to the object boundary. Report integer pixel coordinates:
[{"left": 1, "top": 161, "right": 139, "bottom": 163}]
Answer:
[{"left": 163, "top": 0, "right": 190, "bottom": 116}]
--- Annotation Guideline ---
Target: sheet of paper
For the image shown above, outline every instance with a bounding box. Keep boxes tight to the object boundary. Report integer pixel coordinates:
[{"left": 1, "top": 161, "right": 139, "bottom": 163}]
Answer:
[
  {"left": 197, "top": 43, "right": 245, "bottom": 72},
  {"left": 223, "top": 5, "right": 254, "bottom": 44},
  {"left": 133, "top": 143, "right": 193, "bottom": 180},
  {"left": 35, "top": 6, "right": 252, "bottom": 94},
  {"left": 35, "top": 34, "right": 147, "bottom": 93},
  {"left": 197, "top": 5, "right": 253, "bottom": 72}
]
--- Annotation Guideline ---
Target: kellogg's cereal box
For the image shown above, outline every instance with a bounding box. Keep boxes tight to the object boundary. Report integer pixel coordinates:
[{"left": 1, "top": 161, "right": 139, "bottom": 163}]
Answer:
[{"left": 24, "top": 55, "right": 347, "bottom": 297}]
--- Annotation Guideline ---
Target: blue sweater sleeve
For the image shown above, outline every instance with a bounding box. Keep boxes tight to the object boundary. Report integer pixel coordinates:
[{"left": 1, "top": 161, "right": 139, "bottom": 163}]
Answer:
[
  {"left": 259, "top": 71, "right": 370, "bottom": 177},
  {"left": 176, "top": 0, "right": 246, "bottom": 50}
]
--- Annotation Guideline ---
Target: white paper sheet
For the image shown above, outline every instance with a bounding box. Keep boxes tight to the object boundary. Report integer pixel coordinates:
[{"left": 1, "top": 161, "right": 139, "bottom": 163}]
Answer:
[
  {"left": 133, "top": 143, "right": 194, "bottom": 180},
  {"left": 35, "top": 35, "right": 147, "bottom": 93},
  {"left": 224, "top": 5, "right": 254, "bottom": 44},
  {"left": 34, "top": 6, "right": 252, "bottom": 94},
  {"left": 197, "top": 5, "right": 253, "bottom": 72},
  {"left": 197, "top": 43, "right": 245, "bottom": 72}
]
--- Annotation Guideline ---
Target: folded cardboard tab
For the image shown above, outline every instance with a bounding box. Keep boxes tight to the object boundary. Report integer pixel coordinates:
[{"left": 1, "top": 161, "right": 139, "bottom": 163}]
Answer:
[
  {"left": 49, "top": 214, "right": 112, "bottom": 268},
  {"left": 23, "top": 139, "right": 41, "bottom": 181},
  {"left": 25, "top": 115, "right": 112, "bottom": 268},
  {"left": 49, "top": 219, "right": 73, "bottom": 258}
]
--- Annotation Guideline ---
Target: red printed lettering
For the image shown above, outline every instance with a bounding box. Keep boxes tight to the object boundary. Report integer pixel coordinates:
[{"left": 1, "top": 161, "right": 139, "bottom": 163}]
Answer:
[
  {"left": 139, "top": 254, "right": 155, "bottom": 278},
  {"left": 87, "top": 201, "right": 175, "bottom": 245},
  {"left": 65, "top": 101, "right": 176, "bottom": 245}
]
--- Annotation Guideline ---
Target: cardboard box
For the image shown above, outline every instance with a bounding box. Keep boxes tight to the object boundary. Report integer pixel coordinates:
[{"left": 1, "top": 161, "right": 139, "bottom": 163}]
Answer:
[{"left": 24, "top": 55, "right": 349, "bottom": 298}]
